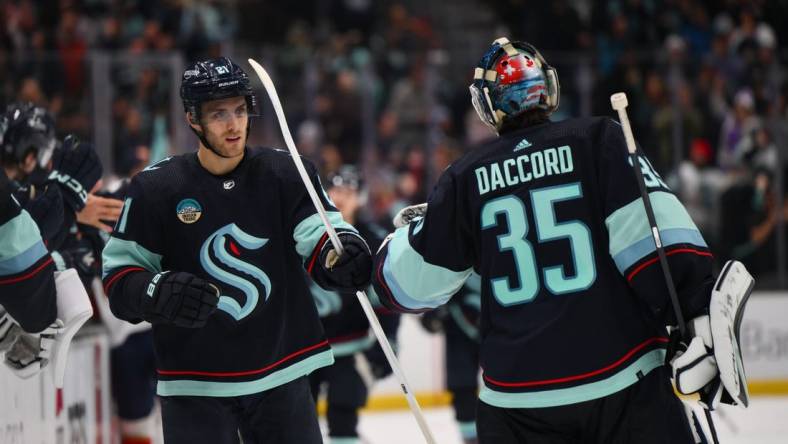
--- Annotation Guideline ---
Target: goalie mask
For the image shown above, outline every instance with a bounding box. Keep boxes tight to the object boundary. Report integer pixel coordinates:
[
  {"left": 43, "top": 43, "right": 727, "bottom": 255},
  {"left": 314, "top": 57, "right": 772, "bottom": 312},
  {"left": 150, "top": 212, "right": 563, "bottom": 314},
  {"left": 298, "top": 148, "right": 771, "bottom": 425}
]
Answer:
[
  {"left": 180, "top": 57, "right": 258, "bottom": 157},
  {"left": 470, "top": 37, "right": 559, "bottom": 133}
]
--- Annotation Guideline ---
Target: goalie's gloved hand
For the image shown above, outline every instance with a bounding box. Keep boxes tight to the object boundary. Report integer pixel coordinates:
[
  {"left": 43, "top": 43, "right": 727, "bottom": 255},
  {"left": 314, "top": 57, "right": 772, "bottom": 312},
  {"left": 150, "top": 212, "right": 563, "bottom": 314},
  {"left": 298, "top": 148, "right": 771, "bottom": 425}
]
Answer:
[
  {"left": 670, "top": 315, "right": 719, "bottom": 395},
  {"left": 4, "top": 319, "right": 63, "bottom": 379},
  {"left": 316, "top": 232, "right": 372, "bottom": 292},
  {"left": 0, "top": 311, "right": 22, "bottom": 353},
  {"left": 142, "top": 271, "right": 220, "bottom": 328},
  {"left": 48, "top": 135, "right": 102, "bottom": 211}
]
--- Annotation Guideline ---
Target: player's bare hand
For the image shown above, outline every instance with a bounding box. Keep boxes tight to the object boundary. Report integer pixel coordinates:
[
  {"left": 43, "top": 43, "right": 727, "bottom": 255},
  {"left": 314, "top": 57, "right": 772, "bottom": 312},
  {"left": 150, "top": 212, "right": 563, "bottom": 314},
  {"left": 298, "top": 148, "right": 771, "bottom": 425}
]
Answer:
[{"left": 77, "top": 194, "right": 124, "bottom": 232}]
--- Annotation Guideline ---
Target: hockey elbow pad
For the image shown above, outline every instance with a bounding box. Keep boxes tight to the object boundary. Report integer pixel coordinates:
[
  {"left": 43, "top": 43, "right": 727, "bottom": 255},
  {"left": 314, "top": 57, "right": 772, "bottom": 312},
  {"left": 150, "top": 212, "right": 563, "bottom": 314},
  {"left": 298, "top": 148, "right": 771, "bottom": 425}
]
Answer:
[
  {"left": 314, "top": 231, "right": 372, "bottom": 292},
  {"left": 670, "top": 315, "right": 718, "bottom": 395},
  {"left": 142, "top": 271, "right": 220, "bottom": 328}
]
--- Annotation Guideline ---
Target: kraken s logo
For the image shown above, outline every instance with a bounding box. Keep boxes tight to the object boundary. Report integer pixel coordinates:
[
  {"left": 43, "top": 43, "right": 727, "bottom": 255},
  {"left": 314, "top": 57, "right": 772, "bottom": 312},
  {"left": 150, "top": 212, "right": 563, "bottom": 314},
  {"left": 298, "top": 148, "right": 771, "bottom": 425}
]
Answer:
[{"left": 199, "top": 224, "right": 272, "bottom": 321}]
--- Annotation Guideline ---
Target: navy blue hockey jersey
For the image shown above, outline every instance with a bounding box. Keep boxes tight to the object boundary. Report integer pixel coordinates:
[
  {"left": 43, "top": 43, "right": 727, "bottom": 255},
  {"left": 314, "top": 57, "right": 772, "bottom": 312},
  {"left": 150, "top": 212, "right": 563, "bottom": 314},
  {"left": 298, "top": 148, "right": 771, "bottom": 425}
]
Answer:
[
  {"left": 102, "top": 148, "right": 356, "bottom": 397},
  {"left": 374, "top": 117, "right": 714, "bottom": 408},
  {"left": 0, "top": 168, "right": 57, "bottom": 332}
]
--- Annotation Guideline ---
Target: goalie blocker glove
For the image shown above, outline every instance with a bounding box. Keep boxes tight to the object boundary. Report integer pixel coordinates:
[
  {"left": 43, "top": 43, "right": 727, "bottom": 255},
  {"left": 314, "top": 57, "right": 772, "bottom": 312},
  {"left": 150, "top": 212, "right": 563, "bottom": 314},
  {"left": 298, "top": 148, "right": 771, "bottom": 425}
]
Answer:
[
  {"left": 671, "top": 260, "right": 755, "bottom": 409},
  {"left": 670, "top": 314, "right": 717, "bottom": 395},
  {"left": 142, "top": 271, "right": 220, "bottom": 328},
  {"left": 312, "top": 231, "right": 372, "bottom": 292},
  {"left": 47, "top": 135, "right": 102, "bottom": 211}
]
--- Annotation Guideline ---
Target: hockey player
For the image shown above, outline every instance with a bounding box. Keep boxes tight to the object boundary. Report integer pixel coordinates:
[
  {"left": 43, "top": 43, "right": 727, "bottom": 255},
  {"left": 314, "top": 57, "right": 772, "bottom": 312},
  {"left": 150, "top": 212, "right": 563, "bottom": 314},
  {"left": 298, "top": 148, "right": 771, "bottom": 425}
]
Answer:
[
  {"left": 419, "top": 274, "right": 481, "bottom": 444},
  {"left": 102, "top": 57, "right": 372, "bottom": 444},
  {"left": 1, "top": 103, "right": 103, "bottom": 250},
  {"left": 307, "top": 166, "right": 400, "bottom": 444},
  {"left": 374, "top": 38, "right": 733, "bottom": 443},
  {"left": 0, "top": 167, "right": 61, "bottom": 377}
]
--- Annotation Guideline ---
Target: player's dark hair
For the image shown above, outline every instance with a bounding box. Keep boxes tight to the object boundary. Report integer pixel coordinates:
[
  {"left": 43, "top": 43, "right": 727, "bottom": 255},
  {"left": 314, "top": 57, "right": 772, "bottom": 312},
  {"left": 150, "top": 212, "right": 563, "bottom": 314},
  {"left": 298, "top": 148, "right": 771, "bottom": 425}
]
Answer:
[{"left": 497, "top": 109, "right": 550, "bottom": 134}]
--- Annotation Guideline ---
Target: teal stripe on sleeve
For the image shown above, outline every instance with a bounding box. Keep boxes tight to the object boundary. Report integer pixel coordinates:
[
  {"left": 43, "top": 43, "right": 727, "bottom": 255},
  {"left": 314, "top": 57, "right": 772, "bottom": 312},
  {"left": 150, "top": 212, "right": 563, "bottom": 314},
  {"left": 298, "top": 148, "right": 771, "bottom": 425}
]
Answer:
[
  {"left": 382, "top": 225, "right": 471, "bottom": 310},
  {"left": 0, "top": 210, "right": 44, "bottom": 264},
  {"left": 0, "top": 238, "right": 47, "bottom": 276},
  {"left": 156, "top": 349, "right": 334, "bottom": 397},
  {"left": 293, "top": 212, "right": 355, "bottom": 260},
  {"left": 102, "top": 237, "right": 163, "bottom": 278},
  {"left": 479, "top": 349, "right": 665, "bottom": 408},
  {"left": 612, "top": 228, "right": 707, "bottom": 273},
  {"left": 606, "top": 192, "right": 706, "bottom": 271}
]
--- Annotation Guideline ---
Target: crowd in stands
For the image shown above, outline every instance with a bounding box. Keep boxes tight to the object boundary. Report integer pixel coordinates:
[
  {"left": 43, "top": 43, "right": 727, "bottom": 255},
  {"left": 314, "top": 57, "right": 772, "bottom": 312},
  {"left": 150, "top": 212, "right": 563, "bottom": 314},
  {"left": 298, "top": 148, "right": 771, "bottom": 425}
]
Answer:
[{"left": 2, "top": 0, "right": 787, "bottom": 283}]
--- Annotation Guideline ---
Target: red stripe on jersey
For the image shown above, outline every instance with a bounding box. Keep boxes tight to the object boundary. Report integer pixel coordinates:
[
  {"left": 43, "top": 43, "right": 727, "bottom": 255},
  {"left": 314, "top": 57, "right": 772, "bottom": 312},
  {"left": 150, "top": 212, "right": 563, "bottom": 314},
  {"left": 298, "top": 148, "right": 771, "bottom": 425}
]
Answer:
[
  {"left": 627, "top": 248, "right": 713, "bottom": 282},
  {"left": 307, "top": 232, "right": 329, "bottom": 275},
  {"left": 0, "top": 256, "right": 53, "bottom": 285},
  {"left": 157, "top": 339, "right": 330, "bottom": 377},
  {"left": 483, "top": 336, "right": 668, "bottom": 388},
  {"left": 103, "top": 266, "right": 146, "bottom": 295}
]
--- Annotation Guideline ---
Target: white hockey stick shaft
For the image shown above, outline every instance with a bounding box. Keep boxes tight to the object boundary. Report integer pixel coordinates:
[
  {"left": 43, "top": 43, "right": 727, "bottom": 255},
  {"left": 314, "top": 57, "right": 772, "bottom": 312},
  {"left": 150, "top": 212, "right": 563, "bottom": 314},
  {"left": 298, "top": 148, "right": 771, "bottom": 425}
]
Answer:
[
  {"left": 611, "top": 92, "right": 719, "bottom": 444},
  {"left": 248, "top": 58, "right": 437, "bottom": 444}
]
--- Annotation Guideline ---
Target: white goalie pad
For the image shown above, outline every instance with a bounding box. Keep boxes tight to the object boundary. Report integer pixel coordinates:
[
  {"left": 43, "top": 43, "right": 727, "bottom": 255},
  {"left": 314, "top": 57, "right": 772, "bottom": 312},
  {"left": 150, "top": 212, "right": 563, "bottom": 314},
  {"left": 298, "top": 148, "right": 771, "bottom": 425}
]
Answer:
[
  {"left": 51, "top": 268, "right": 93, "bottom": 388},
  {"left": 393, "top": 203, "right": 427, "bottom": 228},
  {"left": 710, "top": 260, "right": 754, "bottom": 408}
]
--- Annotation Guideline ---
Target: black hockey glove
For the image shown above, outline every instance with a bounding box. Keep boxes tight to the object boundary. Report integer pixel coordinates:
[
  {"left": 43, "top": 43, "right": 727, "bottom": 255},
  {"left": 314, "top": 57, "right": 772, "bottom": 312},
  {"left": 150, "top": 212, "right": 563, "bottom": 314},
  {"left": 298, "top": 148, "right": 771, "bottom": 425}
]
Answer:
[
  {"left": 315, "top": 231, "right": 372, "bottom": 292},
  {"left": 51, "top": 245, "right": 100, "bottom": 285},
  {"left": 419, "top": 307, "right": 448, "bottom": 334},
  {"left": 364, "top": 344, "right": 394, "bottom": 380},
  {"left": 48, "top": 135, "right": 102, "bottom": 211},
  {"left": 141, "top": 271, "right": 220, "bottom": 328}
]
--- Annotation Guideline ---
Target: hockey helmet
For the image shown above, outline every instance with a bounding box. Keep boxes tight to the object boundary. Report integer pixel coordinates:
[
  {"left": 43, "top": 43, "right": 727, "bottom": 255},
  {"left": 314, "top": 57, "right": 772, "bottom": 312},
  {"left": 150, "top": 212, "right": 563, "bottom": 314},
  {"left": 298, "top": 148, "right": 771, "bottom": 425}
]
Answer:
[
  {"left": 327, "top": 165, "right": 363, "bottom": 191},
  {"left": 180, "top": 57, "right": 258, "bottom": 124},
  {"left": 1, "top": 102, "right": 57, "bottom": 167},
  {"left": 469, "top": 37, "right": 559, "bottom": 132}
]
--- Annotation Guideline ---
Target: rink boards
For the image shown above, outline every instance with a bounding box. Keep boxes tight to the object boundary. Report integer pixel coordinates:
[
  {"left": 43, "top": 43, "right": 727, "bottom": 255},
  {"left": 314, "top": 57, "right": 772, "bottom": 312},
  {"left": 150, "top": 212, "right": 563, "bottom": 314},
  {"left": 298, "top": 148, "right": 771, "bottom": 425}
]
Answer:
[
  {"left": 0, "top": 326, "right": 111, "bottom": 444},
  {"left": 0, "top": 293, "right": 786, "bottom": 443}
]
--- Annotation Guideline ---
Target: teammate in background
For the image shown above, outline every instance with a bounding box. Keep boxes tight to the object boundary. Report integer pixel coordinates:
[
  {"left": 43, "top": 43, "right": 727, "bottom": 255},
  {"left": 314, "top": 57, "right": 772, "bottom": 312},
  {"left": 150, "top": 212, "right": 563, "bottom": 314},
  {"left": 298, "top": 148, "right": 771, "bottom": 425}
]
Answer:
[
  {"left": 308, "top": 166, "right": 400, "bottom": 444},
  {"left": 419, "top": 273, "right": 481, "bottom": 444},
  {"left": 0, "top": 103, "right": 101, "bottom": 378},
  {"left": 102, "top": 57, "right": 372, "bottom": 444},
  {"left": 0, "top": 167, "right": 58, "bottom": 335},
  {"left": 374, "top": 38, "right": 725, "bottom": 443},
  {"left": 1, "top": 103, "right": 102, "bottom": 252}
]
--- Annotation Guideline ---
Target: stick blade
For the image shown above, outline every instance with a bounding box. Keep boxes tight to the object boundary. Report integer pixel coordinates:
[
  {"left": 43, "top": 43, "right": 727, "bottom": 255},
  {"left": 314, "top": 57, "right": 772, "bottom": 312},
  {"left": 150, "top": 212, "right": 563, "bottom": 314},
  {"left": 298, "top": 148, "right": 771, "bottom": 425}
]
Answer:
[{"left": 610, "top": 92, "right": 628, "bottom": 110}]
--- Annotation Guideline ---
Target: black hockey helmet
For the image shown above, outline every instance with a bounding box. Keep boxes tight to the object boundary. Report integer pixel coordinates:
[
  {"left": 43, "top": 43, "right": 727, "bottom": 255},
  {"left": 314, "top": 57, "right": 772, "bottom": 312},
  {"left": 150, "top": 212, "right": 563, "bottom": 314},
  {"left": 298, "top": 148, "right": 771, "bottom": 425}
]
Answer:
[
  {"left": 327, "top": 165, "right": 363, "bottom": 191},
  {"left": 180, "top": 57, "right": 258, "bottom": 124},
  {"left": 1, "top": 102, "right": 57, "bottom": 167}
]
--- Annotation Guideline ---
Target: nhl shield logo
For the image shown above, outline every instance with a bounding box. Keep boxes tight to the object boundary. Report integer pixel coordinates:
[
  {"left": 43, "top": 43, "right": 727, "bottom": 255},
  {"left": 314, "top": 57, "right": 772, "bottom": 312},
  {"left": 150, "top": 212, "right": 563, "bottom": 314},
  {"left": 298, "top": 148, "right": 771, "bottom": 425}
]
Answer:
[{"left": 176, "top": 198, "right": 202, "bottom": 224}]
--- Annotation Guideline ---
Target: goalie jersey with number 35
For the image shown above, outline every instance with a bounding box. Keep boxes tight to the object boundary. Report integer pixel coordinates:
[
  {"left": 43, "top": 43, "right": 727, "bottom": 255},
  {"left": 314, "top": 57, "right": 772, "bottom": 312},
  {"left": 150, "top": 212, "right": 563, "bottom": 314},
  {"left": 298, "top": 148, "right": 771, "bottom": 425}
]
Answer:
[{"left": 374, "top": 116, "right": 716, "bottom": 408}]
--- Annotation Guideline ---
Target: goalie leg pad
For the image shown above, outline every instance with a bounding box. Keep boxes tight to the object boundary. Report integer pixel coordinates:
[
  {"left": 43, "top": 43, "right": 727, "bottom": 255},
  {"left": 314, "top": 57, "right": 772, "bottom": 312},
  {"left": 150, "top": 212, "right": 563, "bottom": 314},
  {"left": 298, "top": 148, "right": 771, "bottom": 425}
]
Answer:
[{"left": 710, "top": 260, "right": 754, "bottom": 407}]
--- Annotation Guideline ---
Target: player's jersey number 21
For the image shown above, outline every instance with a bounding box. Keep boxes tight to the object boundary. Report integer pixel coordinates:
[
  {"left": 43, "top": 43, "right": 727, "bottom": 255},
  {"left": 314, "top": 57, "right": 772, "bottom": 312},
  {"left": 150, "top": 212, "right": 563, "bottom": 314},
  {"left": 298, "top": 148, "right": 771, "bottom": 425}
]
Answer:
[{"left": 481, "top": 182, "right": 596, "bottom": 306}]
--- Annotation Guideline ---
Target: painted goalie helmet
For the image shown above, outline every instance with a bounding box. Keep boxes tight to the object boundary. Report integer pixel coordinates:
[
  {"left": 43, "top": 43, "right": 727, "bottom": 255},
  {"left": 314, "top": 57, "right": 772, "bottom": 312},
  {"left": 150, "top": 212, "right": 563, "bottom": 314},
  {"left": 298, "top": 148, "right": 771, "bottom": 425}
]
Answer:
[{"left": 469, "top": 37, "right": 559, "bottom": 132}]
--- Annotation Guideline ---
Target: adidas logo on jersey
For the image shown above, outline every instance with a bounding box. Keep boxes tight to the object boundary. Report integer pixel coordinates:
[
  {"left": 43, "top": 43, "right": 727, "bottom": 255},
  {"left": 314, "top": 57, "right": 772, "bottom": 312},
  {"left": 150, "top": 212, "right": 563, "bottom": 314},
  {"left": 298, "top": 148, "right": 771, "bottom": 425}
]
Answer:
[{"left": 514, "top": 138, "right": 532, "bottom": 151}]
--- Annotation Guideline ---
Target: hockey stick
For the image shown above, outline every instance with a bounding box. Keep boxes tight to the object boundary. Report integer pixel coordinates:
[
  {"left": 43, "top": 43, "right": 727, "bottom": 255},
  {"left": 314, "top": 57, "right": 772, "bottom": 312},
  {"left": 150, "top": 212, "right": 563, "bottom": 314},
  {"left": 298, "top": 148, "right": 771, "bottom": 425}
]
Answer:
[
  {"left": 248, "top": 58, "right": 437, "bottom": 444},
  {"left": 611, "top": 92, "right": 720, "bottom": 444}
]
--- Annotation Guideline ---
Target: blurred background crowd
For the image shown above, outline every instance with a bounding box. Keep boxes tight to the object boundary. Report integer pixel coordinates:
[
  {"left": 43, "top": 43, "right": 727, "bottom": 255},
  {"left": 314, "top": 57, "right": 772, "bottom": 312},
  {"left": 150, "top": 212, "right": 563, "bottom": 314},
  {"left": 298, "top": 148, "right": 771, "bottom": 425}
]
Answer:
[{"left": 2, "top": 0, "right": 787, "bottom": 286}]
